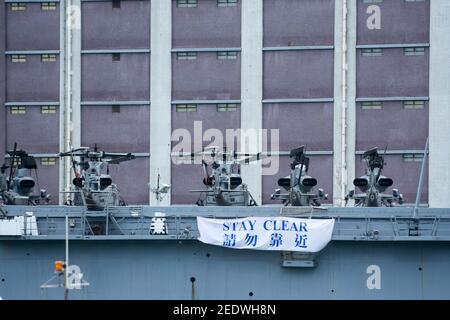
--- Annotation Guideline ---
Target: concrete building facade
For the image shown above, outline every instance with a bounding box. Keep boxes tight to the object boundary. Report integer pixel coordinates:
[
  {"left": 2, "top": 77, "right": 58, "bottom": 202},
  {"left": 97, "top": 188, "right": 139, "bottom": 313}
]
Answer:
[{"left": 0, "top": 0, "right": 446, "bottom": 207}]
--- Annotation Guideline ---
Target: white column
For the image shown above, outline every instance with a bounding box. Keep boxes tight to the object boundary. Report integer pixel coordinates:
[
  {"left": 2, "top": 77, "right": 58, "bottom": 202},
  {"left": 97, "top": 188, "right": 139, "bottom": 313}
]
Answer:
[
  {"left": 240, "top": 0, "right": 263, "bottom": 205},
  {"left": 59, "top": 1, "right": 81, "bottom": 204},
  {"left": 429, "top": 0, "right": 450, "bottom": 208},
  {"left": 149, "top": 1, "right": 172, "bottom": 205},
  {"left": 59, "top": 0, "right": 66, "bottom": 204},
  {"left": 333, "top": 0, "right": 356, "bottom": 206},
  {"left": 71, "top": 0, "right": 82, "bottom": 150},
  {"left": 345, "top": 0, "right": 357, "bottom": 205}
]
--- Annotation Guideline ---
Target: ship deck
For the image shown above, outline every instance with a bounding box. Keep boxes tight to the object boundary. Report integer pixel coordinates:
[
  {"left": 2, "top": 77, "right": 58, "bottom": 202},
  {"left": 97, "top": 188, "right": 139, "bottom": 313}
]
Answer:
[{"left": 1, "top": 205, "right": 450, "bottom": 242}]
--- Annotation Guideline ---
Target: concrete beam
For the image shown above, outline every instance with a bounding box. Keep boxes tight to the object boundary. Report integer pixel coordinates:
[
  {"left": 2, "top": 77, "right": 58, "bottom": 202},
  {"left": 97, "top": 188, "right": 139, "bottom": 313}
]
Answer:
[
  {"left": 240, "top": 0, "right": 263, "bottom": 205},
  {"left": 149, "top": 0, "right": 172, "bottom": 205},
  {"left": 429, "top": 0, "right": 450, "bottom": 208}
]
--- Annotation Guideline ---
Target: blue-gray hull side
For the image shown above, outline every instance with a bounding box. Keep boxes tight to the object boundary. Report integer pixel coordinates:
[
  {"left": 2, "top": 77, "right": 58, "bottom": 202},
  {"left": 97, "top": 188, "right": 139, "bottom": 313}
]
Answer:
[{"left": 0, "top": 240, "right": 449, "bottom": 300}]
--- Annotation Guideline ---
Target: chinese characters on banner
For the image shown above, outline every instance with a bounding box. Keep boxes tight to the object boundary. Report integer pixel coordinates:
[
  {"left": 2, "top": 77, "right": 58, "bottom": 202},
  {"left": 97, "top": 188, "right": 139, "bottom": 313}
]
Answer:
[{"left": 197, "top": 217, "right": 335, "bottom": 252}]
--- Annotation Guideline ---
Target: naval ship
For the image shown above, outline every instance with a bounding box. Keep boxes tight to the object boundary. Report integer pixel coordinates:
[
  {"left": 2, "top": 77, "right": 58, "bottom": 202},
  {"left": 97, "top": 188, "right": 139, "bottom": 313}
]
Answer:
[
  {"left": 0, "top": 0, "right": 448, "bottom": 301},
  {"left": 0, "top": 144, "right": 449, "bottom": 300}
]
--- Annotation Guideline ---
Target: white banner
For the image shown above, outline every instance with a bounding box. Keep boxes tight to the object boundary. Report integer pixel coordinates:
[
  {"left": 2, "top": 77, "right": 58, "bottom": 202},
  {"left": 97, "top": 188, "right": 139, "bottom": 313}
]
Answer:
[{"left": 197, "top": 216, "right": 335, "bottom": 252}]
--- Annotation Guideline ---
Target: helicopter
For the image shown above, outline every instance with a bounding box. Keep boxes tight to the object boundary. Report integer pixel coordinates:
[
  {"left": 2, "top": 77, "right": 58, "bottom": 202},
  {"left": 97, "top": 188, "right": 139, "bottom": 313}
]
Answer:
[
  {"left": 59, "top": 145, "right": 136, "bottom": 211},
  {"left": 345, "top": 147, "right": 403, "bottom": 207},
  {"left": 0, "top": 143, "right": 51, "bottom": 205},
  {"left": 271, "top": 146, "right": 327, "bottom": 206},
  {"left": 173, "top": 146, "right": 261, "bottom": 206}
]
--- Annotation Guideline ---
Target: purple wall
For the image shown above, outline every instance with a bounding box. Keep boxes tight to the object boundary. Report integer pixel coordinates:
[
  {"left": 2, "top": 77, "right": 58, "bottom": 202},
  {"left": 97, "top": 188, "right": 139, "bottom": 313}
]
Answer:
[
  {"left": 0, "top": 1, "right": 6, "bottom": 163},
  {"left": 171, "top": 104, "right": 241, "bottom": 204},
  {"left": 82, "top": 0, "right": 150, "bottom": 50},
  {"left": 262, "top": 155, "right": 333, "bottom": 204},
  {"left": 357, "top": 0, "right": 429, "bottom": 45},
  {"left": 171, "top": 104, "right": 241, "bottom": 150},
  {"left": 81, "top": 53, "right": 150, "bottom": 101},
  {"left": 356, "top": 0, "right": 430, "bottom": 202},
  {"left": 81, "top": 105, "right": 150, "bottom": 153},
  {"left": 264, "top": 50, "right": 334, "bottom": 99},
  {"left": 172, "top": 0, "right": 240, "bottom": 48},
  {"left": 172, "top": 52, "right": 240, "bottom": 100},
  {"left": 264, "top": 0, "right": 334, "bottom": 47},
  {"left": 6, "top": 54, "right": 59, "bottom": 102},
  {"left": 107, "top": 157, "right": 149, "bottom": 205},
  {"left": 356, "top": 48, "right": 429, "bottom": 98},
  {"left": 355, "top": 155, "right": 428, "bottom": 204},
  {"left": 356, "top": 101, "right": 428, "bottom": 151},
  {"left": 171, "top": 162, "right": 207, "bottom": 205},
  {"left": 5, "top": 2, "right": 59, "bottom": 51},
  {"left": 6, "top": 106, "right": 59, "bottom": 153},
  {"left": 263, "top": 103, "right": 333, "bottom": 151},
  {"left": 34, "top": 159, "right": 59, "bottom": 204}
]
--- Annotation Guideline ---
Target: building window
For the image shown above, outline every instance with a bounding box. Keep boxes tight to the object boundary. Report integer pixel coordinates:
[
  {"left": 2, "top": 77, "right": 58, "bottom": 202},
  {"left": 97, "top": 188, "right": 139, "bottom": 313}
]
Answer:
[
  {"left": 41, "top": 158, "right": 57, "bottom": 166},
  {"left": 176, "top": 104, "right": 197, "bottom": 112},
  {"left": 177, "top": 0, "right": 197, "bottom": 8},
  {"left": 11, "top": 55, "right": 26, "bottom": 63},
  {"left": 361, "top": 48, "right": 383, "bottom": 57},
  {"left": 176, "top": 52, "right": 197, "bottom": 60},
  {"left": 41, "top": 106, "right": 57, "bottom": 114},
  {"left": 404, "top": 0, "right": 425, "bottom": 2},
  {"left": 112, "top": 53, "right": 121, "bottom": 61},
  {"left": 404, "top": 47, "right": 425, "bottom": 56},
  {"left": 403, "top": 154, "right": 424, "bottom": 162},
  {"left": 10, "top": 106, "right": 26, "bottom": 114},
  {"left": 112, "top": 105, "right": 121, "bottom": 113},
  {"left": 217, "top": 103, "right": 237, "bottom": 112},
  {"left": 361, "top": 102, "right": 382, "bottom": 110},
  {"left": 41, "top": 54, "right": 57, "bottom": 62},
  {"left": 10, "top": 3, "right": 26, "bottom": 11},
  {"left": 403, "top": 101, "right": 425, "bottom": 109},
  {"left": 363, "top": 0, "right": 383, "bottom": 3},
  {"left": 217, "top": 51, "right": 238, "bottom": 60},
  {"left": 112, "top": 0, "right": 121, "bottom": 9},
  {"left": 217, "top": 0, "right": 238, "bottom": 7},
  {"left": 41, "top": 2, "right": 57, "bottom": 11}
]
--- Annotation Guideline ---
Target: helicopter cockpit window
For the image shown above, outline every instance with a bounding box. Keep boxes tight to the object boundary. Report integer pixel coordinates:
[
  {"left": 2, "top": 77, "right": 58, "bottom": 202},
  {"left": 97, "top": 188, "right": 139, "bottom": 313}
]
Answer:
[
  {"left": 230, "top": 177, "right": 242, "bottom": 189},
  {"left": 21, "top": 156, "right": 38, "bottom": 170},
  {"left": 100, "top": 177, "right": 113, "bottom": 190}
]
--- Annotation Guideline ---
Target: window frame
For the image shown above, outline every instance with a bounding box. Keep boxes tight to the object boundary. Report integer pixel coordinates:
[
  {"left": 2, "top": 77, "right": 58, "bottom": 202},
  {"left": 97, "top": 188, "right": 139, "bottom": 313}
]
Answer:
[
  {"left": 10, "top": 106, "right": 27, "bottom": 115},
  {"left": 176, "top": 104, "right": 198, "bottom": 112},
  {"left": 216, "top": 103, "right": 238, "bottom": 112},
  {"left": 41, "top": 105, "right": 57, "bottom": 114},
  {"left": 40, "top": 157, "right": 57, "bottom": 166},
  {"left": 176, "top": 52, "right": 197, "bottom": 60},
  {"left": 177, "top": 0, "right": 198, "bottom": 8}
]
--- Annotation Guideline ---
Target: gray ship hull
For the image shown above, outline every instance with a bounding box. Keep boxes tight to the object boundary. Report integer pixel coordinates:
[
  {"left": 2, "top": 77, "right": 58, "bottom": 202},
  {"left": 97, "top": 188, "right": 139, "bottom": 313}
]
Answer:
[
  {"left": 1, "top": 205, "right": 450, "bottom": 300},
  {"left": 1, "top": 240, "right": 450, "bottom": 300}
]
